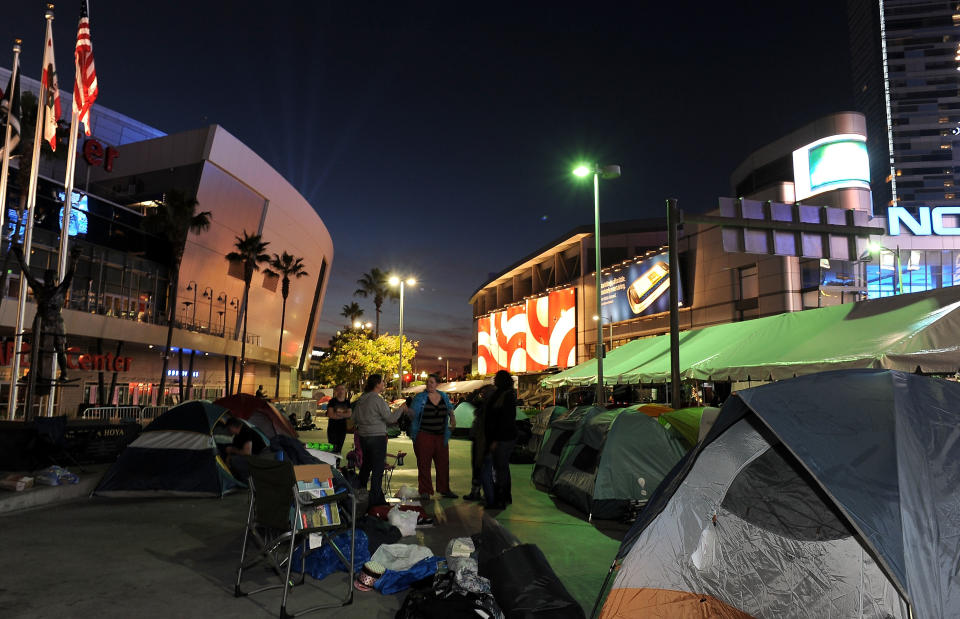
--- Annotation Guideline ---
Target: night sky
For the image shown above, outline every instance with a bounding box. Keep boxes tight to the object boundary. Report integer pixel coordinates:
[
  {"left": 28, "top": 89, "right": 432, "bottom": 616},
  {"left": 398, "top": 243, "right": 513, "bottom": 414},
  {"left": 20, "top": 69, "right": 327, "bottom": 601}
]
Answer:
[{"left": 1, "top": 1, "right": 853, "bottom": 374}]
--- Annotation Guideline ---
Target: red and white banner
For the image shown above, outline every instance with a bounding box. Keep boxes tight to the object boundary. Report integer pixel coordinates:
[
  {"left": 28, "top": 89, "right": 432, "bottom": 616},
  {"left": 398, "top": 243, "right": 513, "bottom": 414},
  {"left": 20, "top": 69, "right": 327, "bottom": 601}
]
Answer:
[
  {"left": 477, "top": 288, "right": 576, "bottom": 374},
  {"left": 40, "top": 16, "right": 61, "bottom": 150}
]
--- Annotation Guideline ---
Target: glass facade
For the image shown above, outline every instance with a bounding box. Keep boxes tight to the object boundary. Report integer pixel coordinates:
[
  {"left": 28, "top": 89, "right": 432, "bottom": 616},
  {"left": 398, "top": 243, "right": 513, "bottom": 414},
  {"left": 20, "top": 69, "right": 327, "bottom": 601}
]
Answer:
[{"left": 865, "top": 248, "right": 960, "bottom": 298}]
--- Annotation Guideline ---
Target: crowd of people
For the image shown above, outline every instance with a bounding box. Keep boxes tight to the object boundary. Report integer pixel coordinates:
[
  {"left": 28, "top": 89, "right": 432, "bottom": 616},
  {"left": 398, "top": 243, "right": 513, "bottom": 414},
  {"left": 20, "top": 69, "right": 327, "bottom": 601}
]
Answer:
[{"left": 323, "top": 369, "right": 518, "bottom": 510}]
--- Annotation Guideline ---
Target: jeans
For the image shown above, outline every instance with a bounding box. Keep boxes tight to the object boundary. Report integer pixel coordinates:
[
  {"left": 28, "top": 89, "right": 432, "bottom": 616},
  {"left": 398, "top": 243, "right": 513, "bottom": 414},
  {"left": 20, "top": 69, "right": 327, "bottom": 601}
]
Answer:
[
  {"left": 483, "top": 439, "right": 515, "bottom": 507},
  {"left": 358, "top": 434, "right": 388, "bottom": 506},
  {"left": 328, "top": 426, "right": 347, "bottom": 454}
]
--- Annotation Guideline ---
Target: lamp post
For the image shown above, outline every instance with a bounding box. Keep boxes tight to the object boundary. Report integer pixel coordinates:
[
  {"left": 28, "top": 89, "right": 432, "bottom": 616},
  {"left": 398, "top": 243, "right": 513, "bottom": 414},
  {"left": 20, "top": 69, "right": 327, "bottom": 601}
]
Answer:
[
  {"left": 865, "top": 241, "right": 903, "bottom": 295},
  {"left": 389, "top": 275, "right": 416, "bottom": 395},
  {"left": 353, "top": 320, "right": 373, "bottom": 332},
  {"left": 573, "top": 162, "right": 621, "bottom": 406},
  {"left": 216, "top": 293, "right": 228, "bottom": 335},
  {"left": 229, "top": 297, "right": 240, "bottom": 336},
  {"left": 593, "top": 314, "right": 614, "bottom": 354},
  {"left": 201, "top": 287, "right": 213, "bottom": 332},
  {"left": 438, "top": 356, "right": 449, "bottom": 382},
  {"left": 185, "top": 281, "right": 198, "bottom": 327}
]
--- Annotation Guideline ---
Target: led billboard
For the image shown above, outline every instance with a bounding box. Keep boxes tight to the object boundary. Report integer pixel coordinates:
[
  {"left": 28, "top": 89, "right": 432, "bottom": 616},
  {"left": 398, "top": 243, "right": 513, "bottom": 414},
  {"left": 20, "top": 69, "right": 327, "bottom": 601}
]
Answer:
[
  {"left": 477, "top": 287, "right": 576, "bottom": 374},
  {"left": 600, "top": 252, "right": 682, "bottom": 323},
  {"left": 792, "top": 134, "right": 870, "bottom": 201}
]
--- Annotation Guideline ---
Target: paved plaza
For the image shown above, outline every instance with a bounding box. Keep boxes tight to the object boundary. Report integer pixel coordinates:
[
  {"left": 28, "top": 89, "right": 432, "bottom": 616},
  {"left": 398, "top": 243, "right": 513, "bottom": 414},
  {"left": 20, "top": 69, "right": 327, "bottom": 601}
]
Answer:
[{"left": 0, "top": 424, "right": 625, "bottom": 618}]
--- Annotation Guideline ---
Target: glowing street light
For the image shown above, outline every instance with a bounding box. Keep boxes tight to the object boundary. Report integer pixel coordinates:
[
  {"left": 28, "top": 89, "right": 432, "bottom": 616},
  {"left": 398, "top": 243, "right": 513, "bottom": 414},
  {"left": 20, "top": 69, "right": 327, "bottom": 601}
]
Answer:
[
  {"left": 438, "top": 356, "right": 449, "bottom": 382},
  {"left": 389, "top": 275, "right": 417, "bottom": 393},
  {"left": 574, "top": 162, "right": 621, "bottom": 406}
]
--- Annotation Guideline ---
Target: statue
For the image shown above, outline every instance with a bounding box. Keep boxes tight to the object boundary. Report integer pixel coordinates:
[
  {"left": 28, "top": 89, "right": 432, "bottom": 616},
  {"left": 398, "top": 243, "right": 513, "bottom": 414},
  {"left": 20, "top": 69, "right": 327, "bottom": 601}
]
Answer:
[{"left": 11, "top": 245, "right": 81, "bottom": 383}]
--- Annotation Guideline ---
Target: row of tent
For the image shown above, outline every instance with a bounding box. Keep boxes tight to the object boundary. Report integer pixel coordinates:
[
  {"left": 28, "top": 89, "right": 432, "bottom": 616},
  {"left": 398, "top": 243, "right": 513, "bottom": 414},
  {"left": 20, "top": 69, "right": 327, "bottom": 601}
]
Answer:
[
  {"left": 531, "top": 403, "right": 704, "bottom": 521},
  {"left": 594, "top": 369, "right": 960, "bottom": 619}
]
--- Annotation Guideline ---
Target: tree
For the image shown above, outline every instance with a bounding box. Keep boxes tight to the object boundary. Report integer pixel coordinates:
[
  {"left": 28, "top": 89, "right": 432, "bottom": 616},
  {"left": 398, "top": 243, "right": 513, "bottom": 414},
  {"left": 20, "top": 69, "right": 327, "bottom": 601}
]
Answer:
[
  {"left": 316, "top": 330, "right": 418, "bottom": 392},
  {"left": 225, "top": 231, "right": 270, "bottom": 394},
  {"left": 340, "top": 301, "right": 364, "bottom": 326},
  {"left": 144, "top": 191, "right": 211, "bottom": 404},
  {"left": 265, "top": 251, "right": 308, "bottom": 400},
  {"left": 353, "top": 268, "right": 397, "bottom": 336}
]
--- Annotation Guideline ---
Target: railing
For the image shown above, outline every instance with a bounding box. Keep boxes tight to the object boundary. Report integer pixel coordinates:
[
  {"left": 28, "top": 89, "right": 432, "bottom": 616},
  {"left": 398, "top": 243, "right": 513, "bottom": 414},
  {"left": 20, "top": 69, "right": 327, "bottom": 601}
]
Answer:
[
  {"left": 139, "top": 406, "right": 170, "bottom": 421},
  {"left": 79, "top": 406, "right": 143, "bottom": 421},
  {"left": 274, "top": 399, "right": 317, "bottom": 418}
]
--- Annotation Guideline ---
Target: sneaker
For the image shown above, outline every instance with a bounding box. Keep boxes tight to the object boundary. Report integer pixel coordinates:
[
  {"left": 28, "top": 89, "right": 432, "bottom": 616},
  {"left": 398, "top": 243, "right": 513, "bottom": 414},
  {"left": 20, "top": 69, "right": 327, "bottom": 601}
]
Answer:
[{"left": 439, "top": 490, "right": 458, "bottom": 499}]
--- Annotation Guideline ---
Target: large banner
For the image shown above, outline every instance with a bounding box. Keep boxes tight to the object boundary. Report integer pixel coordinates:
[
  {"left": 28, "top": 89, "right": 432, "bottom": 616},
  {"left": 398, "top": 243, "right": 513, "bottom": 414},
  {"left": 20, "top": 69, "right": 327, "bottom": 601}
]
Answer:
[
  {"left": 477, "top": 287, "right": 576, "bottom": 374},
  {"left": 600, "top": 252, "right": 682, "bottom": 324}
]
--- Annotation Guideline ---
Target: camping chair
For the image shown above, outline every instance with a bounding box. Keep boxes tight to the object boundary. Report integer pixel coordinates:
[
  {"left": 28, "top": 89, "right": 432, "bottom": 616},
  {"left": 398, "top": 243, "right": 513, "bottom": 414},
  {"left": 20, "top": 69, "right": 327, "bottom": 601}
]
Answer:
[
  {"left": 382, "top": 450, "right": 407, "bottom": 496},
  {"left": 234, "top": 458, "right": 357, "bottom": 618},
  {"left": 33, "top": 415, "right": 85, "bottom": 473}
]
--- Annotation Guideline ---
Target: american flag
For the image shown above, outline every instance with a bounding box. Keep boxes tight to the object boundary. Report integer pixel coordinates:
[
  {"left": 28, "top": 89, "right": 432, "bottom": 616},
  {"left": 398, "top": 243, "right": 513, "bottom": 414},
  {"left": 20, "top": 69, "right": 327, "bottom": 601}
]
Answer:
[{"left": 73, "top": 0, "right": 98, "bottom": 135}]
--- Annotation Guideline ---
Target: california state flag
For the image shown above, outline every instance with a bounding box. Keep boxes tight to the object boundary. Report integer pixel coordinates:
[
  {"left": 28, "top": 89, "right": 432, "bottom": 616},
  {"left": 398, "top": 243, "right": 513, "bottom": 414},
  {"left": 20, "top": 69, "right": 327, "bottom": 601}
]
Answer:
[{"left": 41, "top": 17, "right": 61, "bottom": 151}]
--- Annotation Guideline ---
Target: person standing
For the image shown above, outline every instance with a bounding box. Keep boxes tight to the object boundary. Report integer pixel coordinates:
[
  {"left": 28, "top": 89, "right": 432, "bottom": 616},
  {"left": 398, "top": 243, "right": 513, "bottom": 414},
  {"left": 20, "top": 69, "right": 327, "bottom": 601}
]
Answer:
[
  {"left": 409, "top": 374, "right": 457, "bottom": 500},
  {"left": 462, "top": 385, "right": 495, "bottom": 501},
  {"left": 483, "top": 370, "right": 517, "bottom": 509},
  {"left": 326, "top": 383, "right": 352, "bottom": 453},
  {"left": 352, "top": 374, "right": 403, "bottom": 507}
]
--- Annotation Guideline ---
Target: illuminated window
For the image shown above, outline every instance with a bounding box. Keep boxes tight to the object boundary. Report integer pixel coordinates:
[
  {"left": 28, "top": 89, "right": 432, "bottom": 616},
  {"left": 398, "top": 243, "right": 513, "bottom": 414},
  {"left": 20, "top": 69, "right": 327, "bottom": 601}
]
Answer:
[
  {"left": 941, "top": 144, "right": 953, "bottom": 150},
  {"left": 946, "top": 193, "right": 956, "bottom": 199}
]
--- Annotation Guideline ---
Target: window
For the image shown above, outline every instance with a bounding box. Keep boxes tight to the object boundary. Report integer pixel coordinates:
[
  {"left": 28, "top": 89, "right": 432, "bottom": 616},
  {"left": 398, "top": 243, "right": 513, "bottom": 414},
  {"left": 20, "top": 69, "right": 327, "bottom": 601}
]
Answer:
[{"left": 738, "top": 266, "right": 758, "bottom": 300}]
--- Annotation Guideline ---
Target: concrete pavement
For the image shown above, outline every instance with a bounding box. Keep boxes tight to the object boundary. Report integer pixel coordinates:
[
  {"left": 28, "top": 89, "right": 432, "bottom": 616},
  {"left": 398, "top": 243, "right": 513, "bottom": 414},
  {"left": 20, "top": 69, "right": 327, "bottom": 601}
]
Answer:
[{"left": 0, "top": 425, "right": 625, "bottom": 618}]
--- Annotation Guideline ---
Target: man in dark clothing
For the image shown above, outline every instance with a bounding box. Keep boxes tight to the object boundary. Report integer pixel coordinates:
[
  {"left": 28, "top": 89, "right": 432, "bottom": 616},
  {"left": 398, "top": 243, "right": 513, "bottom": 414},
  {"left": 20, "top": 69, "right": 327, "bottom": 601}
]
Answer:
[
  {"left": 225, "top": 417, "right": 268, "bottom": 482},
  {"left": 483, "top": 370, "right": 518, "bottom": 509}
]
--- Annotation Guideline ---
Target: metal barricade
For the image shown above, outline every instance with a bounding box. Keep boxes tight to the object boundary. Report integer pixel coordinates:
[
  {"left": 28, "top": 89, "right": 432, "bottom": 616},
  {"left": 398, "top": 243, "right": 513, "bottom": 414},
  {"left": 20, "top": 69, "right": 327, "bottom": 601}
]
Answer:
[
  {"left": 79, "top": 406, "right": 142, "bottom": 421},
  {"left": 139, "top": 406, "right": 169, "bottom": 422},
  {"left": 274, "top": 399, "right": 317, "bottom": 419}
]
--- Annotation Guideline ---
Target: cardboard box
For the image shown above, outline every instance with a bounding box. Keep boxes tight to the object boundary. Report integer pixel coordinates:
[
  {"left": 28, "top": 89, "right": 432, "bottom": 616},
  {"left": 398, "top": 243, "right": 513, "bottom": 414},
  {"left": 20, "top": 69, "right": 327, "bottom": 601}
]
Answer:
[{"left": 294, "top": 463, "right": 333, "bottom": 484}]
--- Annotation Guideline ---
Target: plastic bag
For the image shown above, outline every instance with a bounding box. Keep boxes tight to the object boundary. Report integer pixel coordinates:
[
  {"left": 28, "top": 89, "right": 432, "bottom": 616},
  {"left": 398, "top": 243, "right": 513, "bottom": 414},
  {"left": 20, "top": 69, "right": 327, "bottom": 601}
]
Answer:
[
  {"left": 34, "top": 465, "right": 79, "bottom": 486},
  {"left": 395, "top": 484, "right": 418, "bottom": 500},
  {"left": 370, "top": 542, "right": 433, "bottom": 571},
  {"left": 387, "top": 506, "right": 420, "bottom": 537}
]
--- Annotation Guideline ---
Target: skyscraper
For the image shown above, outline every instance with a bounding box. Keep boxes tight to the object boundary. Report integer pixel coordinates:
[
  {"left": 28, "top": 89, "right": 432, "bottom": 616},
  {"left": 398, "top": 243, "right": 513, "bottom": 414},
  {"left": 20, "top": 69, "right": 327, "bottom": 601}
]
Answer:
[{"left": 848, "top": 0, "right": 960, "bottom": 214}]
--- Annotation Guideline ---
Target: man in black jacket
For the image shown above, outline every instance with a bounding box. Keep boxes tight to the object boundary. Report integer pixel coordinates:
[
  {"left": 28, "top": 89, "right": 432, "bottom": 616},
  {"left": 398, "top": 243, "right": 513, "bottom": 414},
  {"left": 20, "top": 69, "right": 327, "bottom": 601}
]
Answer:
[{"left": 483, "top": 370, "right": 517, "bottom": 509}]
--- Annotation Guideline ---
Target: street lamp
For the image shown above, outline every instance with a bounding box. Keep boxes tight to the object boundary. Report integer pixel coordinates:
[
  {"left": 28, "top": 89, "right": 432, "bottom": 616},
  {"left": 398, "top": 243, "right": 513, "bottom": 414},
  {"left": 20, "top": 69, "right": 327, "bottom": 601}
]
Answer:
[
  {"left": 185, "top": 281, "right": 198, "bottom": 326},
  {"left": 389, "top": 275, "right": 417, "bottom": 394},
  {"left": 593, "top": 314, "right": 615, "bottom": 354},
  {"left": 353, "top": 320, "right": 373, "bottom": 330},
  {"left": 201, "top": 287, "right": 213, "bottom": 332},
  {"left": 864, "top": 241, "right": 903, "bottom": 295},
  {"left": 438, "top": 356, "right": 449, "bottom": 382},
  {"left": 574, "top": 162, "right": 621, "bottom": 406}
]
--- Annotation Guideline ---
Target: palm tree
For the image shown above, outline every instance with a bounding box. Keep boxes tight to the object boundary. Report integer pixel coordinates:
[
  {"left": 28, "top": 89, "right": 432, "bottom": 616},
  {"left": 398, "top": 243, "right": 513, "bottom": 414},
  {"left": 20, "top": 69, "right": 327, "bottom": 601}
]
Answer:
[
  {"left": 225, "top": 231, "right": 270, "bottom": 394},
  {"left": 144, "top": 191, "right": 211, "bottom": 404},
  {"left": 354, "top": 268, "right": 396, "bottom": 336},
  {"left": 265, "top": 251, "right": 308, "bottom": 400},
  {"left": 340, "top": 302, "right": 364, "bottom": 326}
]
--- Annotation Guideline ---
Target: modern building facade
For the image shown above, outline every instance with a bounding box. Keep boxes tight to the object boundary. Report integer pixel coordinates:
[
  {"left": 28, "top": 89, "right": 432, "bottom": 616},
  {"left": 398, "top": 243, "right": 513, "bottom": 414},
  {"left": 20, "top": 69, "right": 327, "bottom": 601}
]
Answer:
[
  {"left": 471, "top": 111, "right": 960, "bottom": 377},
  {"left": 0, "top": 69, "right": 333, "bottom": 416},
  {"left": 848, "top": 0, "right": 960, "bottom": 212}
]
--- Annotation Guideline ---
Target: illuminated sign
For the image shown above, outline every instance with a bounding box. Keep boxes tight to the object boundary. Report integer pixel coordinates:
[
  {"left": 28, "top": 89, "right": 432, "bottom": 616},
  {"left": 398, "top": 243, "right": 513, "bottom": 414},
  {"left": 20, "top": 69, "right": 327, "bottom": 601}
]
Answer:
[
  {"left": 0, "top": 343, "right": 132, "bottom": 371},
  {"left": 477, "top": 288, "right": 576, "bottom": 374},
  {"left": 57, "top": 190, "right": 89, "bottom": 236},
  {"left": 82, "top": 138, "right": 120, "bottom": 172},
  {"left": 888, "top": 206, "right": 960, "bottom": 236},
  {"left": 792, "top": 134, "right": 870, "bottom": 201},
  {"left": 167, "top": 369, "right": 200, "bottom": 378},
  {"left": 600, "top": 252, "right": 682, "bottom": 323}
]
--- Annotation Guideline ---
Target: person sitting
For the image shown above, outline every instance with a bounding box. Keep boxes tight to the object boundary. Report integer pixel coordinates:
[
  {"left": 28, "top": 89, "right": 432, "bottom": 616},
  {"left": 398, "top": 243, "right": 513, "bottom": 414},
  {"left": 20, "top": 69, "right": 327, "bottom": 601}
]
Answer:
[
  {"left": 255, "top": 385, "right": 266, "bottom": 398},
  {"left": 224, "top": 417, "right": 268, "bottom": 482}
]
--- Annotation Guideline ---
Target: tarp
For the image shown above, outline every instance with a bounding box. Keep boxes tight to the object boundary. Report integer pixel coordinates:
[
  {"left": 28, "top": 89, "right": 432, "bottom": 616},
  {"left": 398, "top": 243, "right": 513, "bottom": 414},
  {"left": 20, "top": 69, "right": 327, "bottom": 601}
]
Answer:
[
  {"left": 403, "top": 378, "right": 495, "bottom": 396},
  {"left": 94, "top": 400, "right": 250, "bottom": 497},
  {"left": 543, "top": 286, "right": 960, "bottom": 387},
  {"left": 601, "top": 369, "right": 960, "bottom": 619}
]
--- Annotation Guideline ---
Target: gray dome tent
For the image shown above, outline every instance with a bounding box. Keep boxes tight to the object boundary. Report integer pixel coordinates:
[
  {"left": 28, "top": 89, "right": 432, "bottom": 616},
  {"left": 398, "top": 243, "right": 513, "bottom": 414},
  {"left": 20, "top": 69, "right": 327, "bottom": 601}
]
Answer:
[{"left": 597, "top": 370, "right": 960, "bottom": 618}]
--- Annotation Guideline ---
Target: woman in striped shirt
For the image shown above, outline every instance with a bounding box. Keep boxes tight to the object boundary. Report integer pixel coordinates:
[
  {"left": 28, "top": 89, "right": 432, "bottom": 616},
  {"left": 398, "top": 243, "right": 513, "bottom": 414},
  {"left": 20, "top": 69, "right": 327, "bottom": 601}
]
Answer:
[{"left": 409, "top": 374, "right": 457, "bottom": 500}]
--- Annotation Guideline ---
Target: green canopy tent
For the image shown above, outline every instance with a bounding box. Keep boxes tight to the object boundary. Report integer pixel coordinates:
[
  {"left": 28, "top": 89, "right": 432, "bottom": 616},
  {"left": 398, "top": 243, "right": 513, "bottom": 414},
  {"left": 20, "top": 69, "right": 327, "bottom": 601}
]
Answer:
[{"left": 542, "top": 286, "right": 960, "bottom": 388}]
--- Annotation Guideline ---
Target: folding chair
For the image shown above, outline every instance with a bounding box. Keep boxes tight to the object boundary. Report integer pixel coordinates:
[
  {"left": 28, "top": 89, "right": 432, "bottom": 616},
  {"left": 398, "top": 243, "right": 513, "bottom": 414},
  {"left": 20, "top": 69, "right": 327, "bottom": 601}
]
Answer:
[
  {"left": 382, "top": 450, "right": 407, "bottom": 497},
  {"left": 234, "top": 458, "right": 357, "bottom": 618}
]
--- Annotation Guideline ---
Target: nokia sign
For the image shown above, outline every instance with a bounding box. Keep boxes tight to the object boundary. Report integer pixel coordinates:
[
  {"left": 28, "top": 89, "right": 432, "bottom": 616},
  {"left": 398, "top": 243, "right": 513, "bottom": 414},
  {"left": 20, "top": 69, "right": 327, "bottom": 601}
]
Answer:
[{"left": 887, "top": 207, "right": 960, "bottom": 236}]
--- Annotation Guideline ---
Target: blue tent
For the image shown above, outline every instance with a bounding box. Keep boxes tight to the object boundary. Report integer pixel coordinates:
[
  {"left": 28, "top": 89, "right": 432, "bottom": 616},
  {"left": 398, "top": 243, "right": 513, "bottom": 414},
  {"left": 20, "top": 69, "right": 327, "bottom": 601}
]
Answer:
[{"left": 94, "top": 401, "right": 266, "bottom": 497}]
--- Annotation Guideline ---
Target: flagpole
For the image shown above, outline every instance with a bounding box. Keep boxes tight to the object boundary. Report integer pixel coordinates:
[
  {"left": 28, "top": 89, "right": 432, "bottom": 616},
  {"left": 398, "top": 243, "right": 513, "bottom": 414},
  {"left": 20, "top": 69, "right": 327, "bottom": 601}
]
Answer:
[
  {"left": 0, "top": 39, "right": 21, "bottom": 244},
  {"left": 8, "top": 7, "right": 55, "bottom": 421}
]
